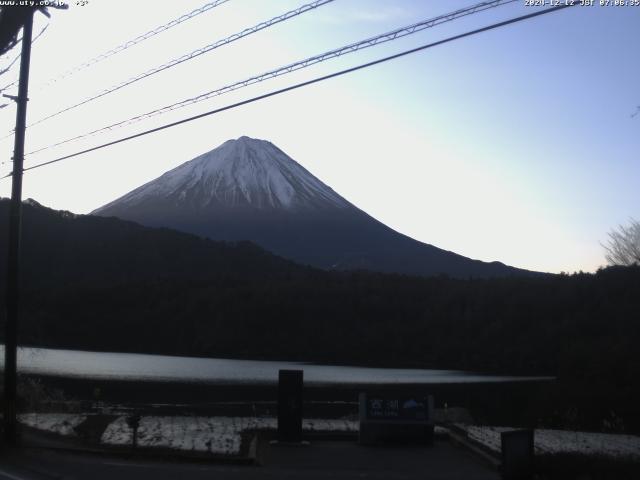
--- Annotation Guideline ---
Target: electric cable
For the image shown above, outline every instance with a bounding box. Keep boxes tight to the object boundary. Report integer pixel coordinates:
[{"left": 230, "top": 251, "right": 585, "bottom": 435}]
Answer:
[
  {"left": 0, "top": 3, "right": 576, "bottom": 181},
  {"left": 22, "top": 0, "right": 336, "bottom": 131},
  {"left": 24, "top": 0, "right": 517, "bottom": 156},
  {"left": 37, "top": 0, "right": 232, "bottom": 90}
]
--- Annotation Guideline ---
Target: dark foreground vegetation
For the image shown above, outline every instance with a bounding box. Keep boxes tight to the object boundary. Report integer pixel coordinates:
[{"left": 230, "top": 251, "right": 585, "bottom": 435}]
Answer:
[{"left": 1, "top": 199, "right": 639, "bottom": 433}]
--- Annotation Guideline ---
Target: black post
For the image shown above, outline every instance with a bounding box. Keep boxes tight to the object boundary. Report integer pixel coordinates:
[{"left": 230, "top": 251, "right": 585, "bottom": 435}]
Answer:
[
  {"left": 277, "top": 369, "right": 303, "bottom": 442},
  {"left": 3, "top": 10, "right": 34, "bottom": 446},
  {"left": 501, "top": 429, "right": 534, "bottom": 480}
]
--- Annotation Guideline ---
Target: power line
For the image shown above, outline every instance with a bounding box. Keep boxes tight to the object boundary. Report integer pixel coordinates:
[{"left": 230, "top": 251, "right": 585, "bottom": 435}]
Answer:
[
  {"left": 36, "top": 0, "right": 232, "bottom": 91},
  {"left": 24, "top": 0, "right": 518, "bottom": 156},
  {"left": 0, "top": 41, "right": 21, "bottom": 62},
  {"left": 1, "top": 24, "right": 48, "bottom": 74},
  {"left": 1, "top": 2, "right": 230, "bottom": 94},
  {"left": 0, "top": 23, "right": 49, "bottom": 92},
  {"left": 0, "top": 52, "right": 24, "bottom": 78},
  {"left": 0, "top": 3, "right": 576, "bottom": 181},
  {"left": 22, "top": 0, "right": 336, "bottom": 131}
]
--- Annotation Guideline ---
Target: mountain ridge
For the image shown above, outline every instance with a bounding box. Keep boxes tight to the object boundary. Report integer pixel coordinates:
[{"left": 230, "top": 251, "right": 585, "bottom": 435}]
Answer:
[{"left": 93, "top": 136, "right": 539, "bottom": 278}]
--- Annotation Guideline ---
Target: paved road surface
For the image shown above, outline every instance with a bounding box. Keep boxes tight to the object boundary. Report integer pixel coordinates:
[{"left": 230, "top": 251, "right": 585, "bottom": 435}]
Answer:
[{"left": 0, "top": 440, "right": 499, "bottom": 479}]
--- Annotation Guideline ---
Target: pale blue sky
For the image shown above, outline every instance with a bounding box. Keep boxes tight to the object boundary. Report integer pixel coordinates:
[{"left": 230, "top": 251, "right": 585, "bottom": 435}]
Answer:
[{"left": 0, "top": 0, "right": 638, "bottom": 273}]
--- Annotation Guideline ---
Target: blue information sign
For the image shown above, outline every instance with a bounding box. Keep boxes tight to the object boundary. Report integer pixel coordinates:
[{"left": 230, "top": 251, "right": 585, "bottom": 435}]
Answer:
[{"left": 365, "top": 396, "right": 430, "bottom": 421}]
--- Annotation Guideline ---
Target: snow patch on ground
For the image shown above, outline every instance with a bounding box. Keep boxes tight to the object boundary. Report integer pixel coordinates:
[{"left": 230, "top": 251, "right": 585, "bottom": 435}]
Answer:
[
  {"left": 18, "top": 413, "right": 86, "bottom": 436},
  {"left": 459, "top": 424, "right": 640, "bottom": 460},
  {"left": 101, "top": 416, "right": 358, "bottom": 456},
  {"left": 18, "top": 412, "right": 447, "bottom": 457}
]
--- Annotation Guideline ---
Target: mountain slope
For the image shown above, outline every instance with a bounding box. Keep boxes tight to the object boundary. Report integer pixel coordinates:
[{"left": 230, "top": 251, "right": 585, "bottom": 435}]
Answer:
[
  {"left": 0, "top": 198, "right": 301, "bottom": 293},
  {"left": 93, "top": 136, "right": 535, "bottom": 278}
]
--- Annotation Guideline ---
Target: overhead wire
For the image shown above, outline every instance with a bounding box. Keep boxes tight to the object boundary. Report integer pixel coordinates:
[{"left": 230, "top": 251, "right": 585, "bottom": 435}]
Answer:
[
  {"left": 0, "top": 24, "right": 48, "bottom": 75},
  {"left": 0, "top": 1, "right": 230, "bottom": 94},
  {"left": 0, "top": 3, "right": 577, "bottom": 181},
  {"left": 0, "top": 23, "right": 50, "bottom": 93},
  {"left": 35, "top": 0, "right": 232, "bottom": 91},
  {"left": 21, "top": 0, "right": 336, "bottom": 132},
  {"left": 24, "top": 0, "right": 518, "bottom": 157}
]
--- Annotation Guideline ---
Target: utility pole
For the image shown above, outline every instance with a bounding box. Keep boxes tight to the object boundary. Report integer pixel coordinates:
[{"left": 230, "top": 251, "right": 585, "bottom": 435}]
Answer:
[{"left": 3, "top": 8, "right": 34, "bottom": 446}]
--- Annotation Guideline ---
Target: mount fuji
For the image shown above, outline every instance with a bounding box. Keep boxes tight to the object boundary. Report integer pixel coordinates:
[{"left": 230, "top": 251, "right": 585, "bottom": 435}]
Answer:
[{"left": 93, "top": 136, "right": 532, "bottom": 278}]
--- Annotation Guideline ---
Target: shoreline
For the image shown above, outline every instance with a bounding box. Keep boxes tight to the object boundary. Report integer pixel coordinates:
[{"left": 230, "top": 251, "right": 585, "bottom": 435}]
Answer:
[{"left": 18, "top": 373, "right": 553, "bottom": 427}]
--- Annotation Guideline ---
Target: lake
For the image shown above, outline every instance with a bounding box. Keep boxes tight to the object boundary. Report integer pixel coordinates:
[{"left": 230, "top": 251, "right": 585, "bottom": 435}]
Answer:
[{"left": 1, "top": 346, "right": 550, "bottom": 385}]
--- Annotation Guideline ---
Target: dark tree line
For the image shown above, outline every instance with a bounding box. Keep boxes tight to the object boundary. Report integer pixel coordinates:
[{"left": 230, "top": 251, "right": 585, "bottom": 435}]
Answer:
[{"left": 1, "top": 199, "right": 639, "bottom": 432}]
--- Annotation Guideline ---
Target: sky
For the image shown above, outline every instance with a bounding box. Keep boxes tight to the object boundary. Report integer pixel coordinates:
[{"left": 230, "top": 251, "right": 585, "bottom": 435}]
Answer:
[{"left": 0, "top": 0, "right": 638, "bottom": 274}]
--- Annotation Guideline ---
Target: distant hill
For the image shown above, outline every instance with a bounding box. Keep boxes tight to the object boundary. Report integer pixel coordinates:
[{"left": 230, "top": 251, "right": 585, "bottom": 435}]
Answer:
[
  {"left": 0, "top": 197, "right": 303, "bottom": 293},
  {"left": 93, "top": 136, "right": 538, "bottom": 278}
]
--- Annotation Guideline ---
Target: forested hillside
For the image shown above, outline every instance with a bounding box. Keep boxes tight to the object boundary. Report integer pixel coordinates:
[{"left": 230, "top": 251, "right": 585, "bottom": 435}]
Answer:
[{"left": 1, "top": 199, "right": 639, "bottom": 432}]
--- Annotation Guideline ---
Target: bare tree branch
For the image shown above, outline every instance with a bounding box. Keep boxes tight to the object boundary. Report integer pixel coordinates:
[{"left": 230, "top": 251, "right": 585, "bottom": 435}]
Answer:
[{"left": 602, "top": 218, "right": 640, "bottom": 266}]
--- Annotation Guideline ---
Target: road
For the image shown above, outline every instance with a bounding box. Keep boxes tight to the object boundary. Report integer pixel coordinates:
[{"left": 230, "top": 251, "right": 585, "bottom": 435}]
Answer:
[{"left": 0, "top": 439, "right": 499, "bottom": 479}]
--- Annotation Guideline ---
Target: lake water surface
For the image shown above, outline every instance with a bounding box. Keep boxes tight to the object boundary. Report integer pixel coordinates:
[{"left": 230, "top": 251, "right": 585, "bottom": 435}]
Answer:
[{"left": 1, "top": 346, "right": 550, "bottom": 385}]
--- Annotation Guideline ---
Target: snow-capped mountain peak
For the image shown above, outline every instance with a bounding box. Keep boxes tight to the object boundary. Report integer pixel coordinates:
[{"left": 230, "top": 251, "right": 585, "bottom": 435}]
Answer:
[
  {"left": 93, "top": 136, "right": 532, "bottom": 278},
  {"left": 100, "top": 136, "right": 348, "bottom": 212}
]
